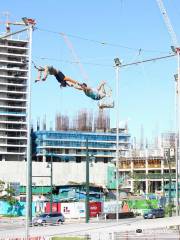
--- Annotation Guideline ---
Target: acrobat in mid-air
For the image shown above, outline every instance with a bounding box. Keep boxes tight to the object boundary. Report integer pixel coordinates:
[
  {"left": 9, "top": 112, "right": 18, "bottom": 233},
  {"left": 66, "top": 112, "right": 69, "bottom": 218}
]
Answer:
[
  {"left": 34, "top": 65, "right": 108, "bottom": 101},
  {"left": 34, "top": 65, "right": 78, "bottom": 88}
]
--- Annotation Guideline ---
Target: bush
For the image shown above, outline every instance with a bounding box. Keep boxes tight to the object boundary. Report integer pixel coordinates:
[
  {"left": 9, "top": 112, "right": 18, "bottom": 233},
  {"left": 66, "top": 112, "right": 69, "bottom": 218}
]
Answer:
[
  {"left": 1, "top": 214, "right": 18, "bottom": 217},
  {"left": 165, "top": 203, "right": 175, "bottom": 217}
]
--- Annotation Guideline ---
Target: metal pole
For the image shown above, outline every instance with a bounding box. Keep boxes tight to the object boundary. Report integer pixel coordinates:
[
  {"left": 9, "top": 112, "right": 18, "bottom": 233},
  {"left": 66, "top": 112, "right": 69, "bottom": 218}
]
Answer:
[
  {"left": 114, "top": 58, "right": 121, "bottom": 222},
  {"left": 176, "top": 49, "right": 180, "bottom": 216},
  {"left": 50, "top": 155, "right": 53, "bottom": 213},
  {"left": 166, "top": 149, "right": 172, "bottom": 216},
  {"left": 0, "top": 27, "right": 28, "bottom": 39},
  {"left": 168, "top": 150, "right": 171, "bottom": 205},
  {"left": 85, "top": 138, "right": 90, "bottom": 223},
  {"left": 26, "top": 24, "right": 33, "bottom": 239},
  {"left": 29, "top": 128, "right": 32, "bottom": 223}
]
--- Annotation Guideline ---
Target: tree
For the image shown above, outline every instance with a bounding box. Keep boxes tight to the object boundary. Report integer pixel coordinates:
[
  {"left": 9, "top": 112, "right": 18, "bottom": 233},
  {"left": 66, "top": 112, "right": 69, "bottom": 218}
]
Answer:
[
  {"left": 129, "top": 173, "right": 141, "bottom": 194},
  {"left": 0, "top": 180, "right": 17, "bottom": 205}
]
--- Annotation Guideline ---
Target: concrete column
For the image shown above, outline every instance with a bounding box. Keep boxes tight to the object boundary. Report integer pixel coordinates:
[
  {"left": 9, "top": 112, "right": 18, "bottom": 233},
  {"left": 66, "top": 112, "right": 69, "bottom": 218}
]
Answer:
[
  {"left": 145, "top": 179, "right": 149, "bottom": 194},
  {"left": 161, "top": 158, "right": 164, "bottom": 193},
  {"left": 43, "top": 155, "right": 46, "bottom": 162},
  {"left": 145, "top": 150, "right": 148, "bottom": 194},
  {"left": 131, "top": 160, "right": 133, "bottom": 192}
]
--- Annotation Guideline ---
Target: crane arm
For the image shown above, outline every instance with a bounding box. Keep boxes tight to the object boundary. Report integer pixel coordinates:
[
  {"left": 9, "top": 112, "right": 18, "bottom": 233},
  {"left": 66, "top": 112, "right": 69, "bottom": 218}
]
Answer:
[
  {"left": 156, "top": 0, "right": 179, "bottom": 49},
  {"left": 60, "top": 32, "right": 89, "bottom": 82}
]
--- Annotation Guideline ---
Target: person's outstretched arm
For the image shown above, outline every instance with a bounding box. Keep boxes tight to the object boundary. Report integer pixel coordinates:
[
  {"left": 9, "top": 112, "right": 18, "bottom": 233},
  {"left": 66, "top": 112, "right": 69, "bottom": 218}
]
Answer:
[
  {"left": 64, "top": 76, "right": 84, "bottom": 90},
  {"left": 64, "top": 76, "right": 79, "bottom": 85}
]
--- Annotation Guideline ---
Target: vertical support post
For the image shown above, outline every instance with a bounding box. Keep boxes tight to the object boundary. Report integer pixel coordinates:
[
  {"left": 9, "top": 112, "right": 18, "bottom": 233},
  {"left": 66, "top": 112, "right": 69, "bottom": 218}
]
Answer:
[
  {"left": 26, "top": 24, "right": 33, "bottom": 239},
  {"left": 29, "top": 129, "right": 32, "bottom": 222},
  {"left": 161, "top": 151, "right": 165, "bottom": 196},
  {"left": 85, "top": 138, "right": 90, "bottom": 223},
  {"left": 50, "top": 155, "right": 53, "bottom": 213},
  {"left": 176, "top": 48, "right": 180, "bottom": 216},
  {"left": 167, "top": 149, "right": 172, "bottom": 216},
  {"left": 114, "top": 58, "right": 121, "bottom": 222}
]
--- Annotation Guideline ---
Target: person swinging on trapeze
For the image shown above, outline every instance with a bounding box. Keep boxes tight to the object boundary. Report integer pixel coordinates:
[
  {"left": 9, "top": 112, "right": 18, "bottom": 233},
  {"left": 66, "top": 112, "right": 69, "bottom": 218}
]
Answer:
[
  {"left": 34, "top": 64, "right": 107, "bottom": 101},
  {"left": 34, "top": 64, "right": 77, "bottom": 88}
]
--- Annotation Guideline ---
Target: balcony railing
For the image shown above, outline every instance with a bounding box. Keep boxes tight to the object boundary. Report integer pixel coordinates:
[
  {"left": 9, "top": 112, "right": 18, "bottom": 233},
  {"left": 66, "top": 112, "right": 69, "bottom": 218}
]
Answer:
[{"left": 130, "top": 173, "right": 176, "bottom": 180}]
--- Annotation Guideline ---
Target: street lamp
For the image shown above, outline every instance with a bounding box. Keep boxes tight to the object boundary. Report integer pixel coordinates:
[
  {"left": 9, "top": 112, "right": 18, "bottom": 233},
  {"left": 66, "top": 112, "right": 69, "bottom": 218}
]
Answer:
[
  {"left": 114, "top": 57, "right": 121, "bottom": 221},
  {"left": 26, "top": 21, "right": 35, "bottom": 240}
]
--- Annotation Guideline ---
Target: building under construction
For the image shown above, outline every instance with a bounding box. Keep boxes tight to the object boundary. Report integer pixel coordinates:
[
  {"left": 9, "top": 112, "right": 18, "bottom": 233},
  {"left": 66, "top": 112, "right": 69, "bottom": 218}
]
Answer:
[
  {"left": 117, "top": 132, "right": 176, "bottom": 194},
  {"left": 0, "top": 21, "right": 31, "bottom": 161},
  {"left": 55, "top": 109, "right": 110, "bottom": 132}
]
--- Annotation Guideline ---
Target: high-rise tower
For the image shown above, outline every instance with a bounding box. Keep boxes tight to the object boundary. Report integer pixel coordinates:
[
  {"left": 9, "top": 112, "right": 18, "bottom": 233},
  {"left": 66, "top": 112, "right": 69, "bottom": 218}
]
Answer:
[{"left": 0, "top": 23, "right": 29, "bottom": 161}]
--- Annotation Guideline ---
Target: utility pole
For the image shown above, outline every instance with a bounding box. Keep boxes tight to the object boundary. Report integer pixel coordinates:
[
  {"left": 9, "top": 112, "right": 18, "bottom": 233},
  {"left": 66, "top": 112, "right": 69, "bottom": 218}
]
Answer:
[
  {"left": 85, "top": 138, "right": 90, "bottom": 223},
  {"left": 174, "top": 59, "right": 180, "bottom": 216},
  {"left": 165, "top": 148, "right": 172, "bottom": 217},
  {"left": 26, "top": 18, "right": 35, "bottom": 239},
  {"left": 0, "top": 16, "right": 37, "bottom": 240},
  {"left": 28, "top": 128, "right": 33, "bottom": 224},
  {"left": 50, "top": 155, "right": 53, "bottom": 213},
  {"left": 156, "top": 0, "right": 180, "bottom": 216},
  {"left": 114, "top": 58, "right": 121, "bottom": 221},
  {"left": 177, "top": 49, "right": 180, "bottom": 216},
  {"left": 0, "top": 17, "right": 37, "bottom": 240}
]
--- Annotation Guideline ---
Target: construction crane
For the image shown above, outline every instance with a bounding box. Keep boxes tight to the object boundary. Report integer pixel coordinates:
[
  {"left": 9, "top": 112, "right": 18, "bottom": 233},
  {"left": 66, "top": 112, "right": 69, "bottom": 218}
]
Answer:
[
  {"left": 156, "top": 0, "right": 179, "bottom": 52},
  {"left": 156, "top": 0, "right": 180, "bottom": 216},
  {"left": 0, "top": 12, "right": 35, "bottom": 33},
  {"left": 60, "top": 32, "right": 89, "bottom": 83}
]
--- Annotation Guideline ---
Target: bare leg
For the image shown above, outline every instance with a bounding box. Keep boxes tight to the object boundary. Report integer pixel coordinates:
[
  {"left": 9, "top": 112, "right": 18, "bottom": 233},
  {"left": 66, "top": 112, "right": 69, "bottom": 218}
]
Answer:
[
  {"left": 42, "top": 66, "right": 50, "bottom": 81},
  {"left": 97, "top": 81, "right": 106, "bottom": 98},
  {"left": 38, "top": 65, "right": 80, "bottom": 86},
  {"left": 35, "top": 70, "right": 42, "bottom": 82},
  {"left": 35, "top": 66, "right": 45, "bottom": 82}
]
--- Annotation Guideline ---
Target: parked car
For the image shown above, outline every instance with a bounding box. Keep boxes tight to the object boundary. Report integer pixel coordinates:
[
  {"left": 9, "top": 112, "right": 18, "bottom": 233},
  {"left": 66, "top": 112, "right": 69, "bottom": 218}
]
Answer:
[
  {"left": 143, "top": 208, "right": 165, "bottom": 219},
  {"left": 33, "top": 212, "right": 65, "bottom": 226}
]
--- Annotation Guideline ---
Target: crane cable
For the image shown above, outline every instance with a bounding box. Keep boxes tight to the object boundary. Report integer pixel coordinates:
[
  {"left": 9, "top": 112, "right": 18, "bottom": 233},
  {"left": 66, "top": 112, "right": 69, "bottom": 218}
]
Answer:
[
  {"left": 120, "top": 53, "right": 175, "bottom": 68},
  {"left": 37, "top": 27, "right": 169, "bottom": 54},
  {"left": 60, "top": 32, "right": 89, "bottom": 83},
  {"left": 33, "top": 53, "right": 175, "bottom": 69}
]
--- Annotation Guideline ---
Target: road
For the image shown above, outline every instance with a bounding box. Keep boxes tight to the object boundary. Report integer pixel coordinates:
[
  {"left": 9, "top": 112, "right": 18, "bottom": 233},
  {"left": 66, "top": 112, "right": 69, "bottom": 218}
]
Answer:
[{"left": 0, "top": 216, "right": 180, "bottom": 239}]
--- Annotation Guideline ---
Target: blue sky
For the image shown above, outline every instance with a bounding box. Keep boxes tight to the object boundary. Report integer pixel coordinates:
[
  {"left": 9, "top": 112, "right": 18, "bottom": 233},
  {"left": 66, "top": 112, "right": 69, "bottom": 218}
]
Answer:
[{"left": 1, "top": 0, "right": 180, "bottom": 143}]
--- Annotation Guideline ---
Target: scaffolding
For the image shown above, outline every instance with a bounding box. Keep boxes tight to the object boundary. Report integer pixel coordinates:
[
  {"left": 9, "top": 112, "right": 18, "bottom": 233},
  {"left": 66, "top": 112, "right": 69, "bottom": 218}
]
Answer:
[{"left": 54, "top": 109, "right": 110, "bottom": 132}]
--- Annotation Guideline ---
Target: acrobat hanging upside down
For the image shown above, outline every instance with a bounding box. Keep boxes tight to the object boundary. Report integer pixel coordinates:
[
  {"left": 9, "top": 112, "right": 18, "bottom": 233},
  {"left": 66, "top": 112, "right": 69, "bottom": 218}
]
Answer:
[{"left": 34, "top": 64, "right": 107, "bottom": 101}]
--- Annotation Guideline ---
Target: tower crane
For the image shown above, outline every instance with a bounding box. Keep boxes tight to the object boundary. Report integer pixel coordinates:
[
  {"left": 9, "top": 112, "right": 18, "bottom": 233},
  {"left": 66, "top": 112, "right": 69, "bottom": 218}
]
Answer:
[
  {"left": 0, "top": 12, "right": 35, "bottom": 33},
  {"left": 60, "top": 32, "right": 89, "bottom": 83},
  {"left": 156, "top": 0, "right": 180, "bottom": 216},
  {"left": 156, "top": 0, "right": 179, "bottom": 52}
]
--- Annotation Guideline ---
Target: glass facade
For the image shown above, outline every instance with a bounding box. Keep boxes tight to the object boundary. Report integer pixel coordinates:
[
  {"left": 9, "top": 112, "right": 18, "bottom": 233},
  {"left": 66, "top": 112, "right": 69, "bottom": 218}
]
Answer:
[{"left": 33, "top": 130, "right": 131, "bottom": 162}]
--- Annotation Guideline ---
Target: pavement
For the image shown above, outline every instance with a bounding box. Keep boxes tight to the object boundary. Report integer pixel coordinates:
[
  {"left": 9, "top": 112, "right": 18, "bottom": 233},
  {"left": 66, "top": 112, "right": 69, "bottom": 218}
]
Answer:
[{"left": 0, "top": 216, "right": 180, "bottom": 240}]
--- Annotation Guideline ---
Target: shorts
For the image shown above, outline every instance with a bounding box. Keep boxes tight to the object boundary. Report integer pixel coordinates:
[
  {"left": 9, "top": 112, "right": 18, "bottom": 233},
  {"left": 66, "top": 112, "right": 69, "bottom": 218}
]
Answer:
[{"left": 55, "top": 71, "right": 66, "bottom": 86}]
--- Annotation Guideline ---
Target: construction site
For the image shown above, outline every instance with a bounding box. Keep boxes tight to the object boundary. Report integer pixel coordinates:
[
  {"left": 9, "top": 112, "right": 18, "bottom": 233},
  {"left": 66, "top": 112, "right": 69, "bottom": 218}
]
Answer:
[
  {"left": 55, "top": 109, "right": 110, "bottom": 132},
  {"left": 1, "top": 1, "right": 180, "bottom": 239}
]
